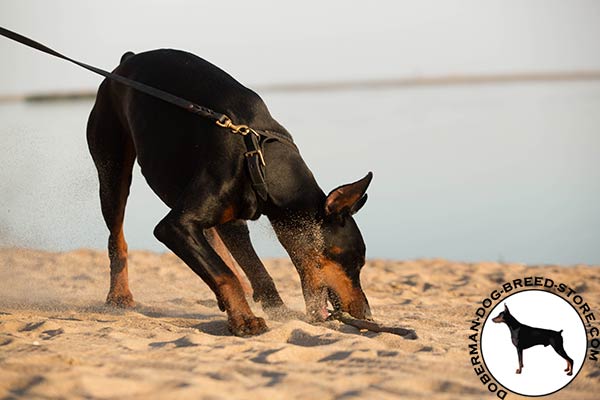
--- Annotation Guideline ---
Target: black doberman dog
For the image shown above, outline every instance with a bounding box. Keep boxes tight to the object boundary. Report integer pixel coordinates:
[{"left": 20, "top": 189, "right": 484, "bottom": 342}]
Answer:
[
  {"left": 86, "top": 49, "right": 373, "bottom": 336},
  {"left": 492, "top": 304, "right": 573, "bottom": 375}
]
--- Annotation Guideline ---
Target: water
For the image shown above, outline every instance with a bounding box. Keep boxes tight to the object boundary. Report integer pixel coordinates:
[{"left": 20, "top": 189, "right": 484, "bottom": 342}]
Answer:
[{"left": 1, "top": 82, "right": 599, "bottom": 264}]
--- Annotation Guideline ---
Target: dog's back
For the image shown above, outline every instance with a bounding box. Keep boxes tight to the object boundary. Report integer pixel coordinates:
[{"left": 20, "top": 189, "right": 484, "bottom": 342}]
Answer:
[
  {"left": 94, "top": 49, "right": 288, "bottom": 207},
  {"left": 518, "top": 324, "right": 562, "bottom": 349}
]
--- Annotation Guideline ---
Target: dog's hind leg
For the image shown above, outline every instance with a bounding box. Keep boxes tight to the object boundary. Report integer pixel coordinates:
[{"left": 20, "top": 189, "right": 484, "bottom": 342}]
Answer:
[
  {"left": 550, "top": 335, "right": 574, "bottom": 375},
  {"left": 87, "top": 91, "right": 136, "bottom": 308},
  {"left": 216, "top": 220, "right": 290, "bottom": 318}
]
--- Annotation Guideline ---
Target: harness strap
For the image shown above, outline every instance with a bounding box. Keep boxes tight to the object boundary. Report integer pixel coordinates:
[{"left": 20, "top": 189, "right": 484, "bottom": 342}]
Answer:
[
  {"left": 0, "top": 25, "right": 299, "bottom": 201},
  {"left": 243, "top": 134, "right": 269, "bottom": 201}
]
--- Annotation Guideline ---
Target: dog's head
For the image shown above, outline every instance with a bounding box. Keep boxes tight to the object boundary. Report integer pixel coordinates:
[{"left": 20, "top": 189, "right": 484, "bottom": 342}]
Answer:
[
  {"left": 270, "top": 171, "right": 373, "bottom": 322},
  {"left": 492, "top": 304, "right": 511, "bottom": 323},
  {"left": 316, "top": 172, "right": 373, "bottom": 320}
]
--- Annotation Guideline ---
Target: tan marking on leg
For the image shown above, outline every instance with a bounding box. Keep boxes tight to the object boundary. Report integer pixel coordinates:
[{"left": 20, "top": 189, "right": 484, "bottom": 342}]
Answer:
[
  {"left": 214, "top": 274, "right": 267, "bottom": 336},
  {"left": 106, "top": 227, "right": 134, "bottom": 307},
  {"left": 205, "top": 228, "right": 251, "bottom": 295},
  {"left": 99, "top": 140, "right": 136, "bottom": 308}
]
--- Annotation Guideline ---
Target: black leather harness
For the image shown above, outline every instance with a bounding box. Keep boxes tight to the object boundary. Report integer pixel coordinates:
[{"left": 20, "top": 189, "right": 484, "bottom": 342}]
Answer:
[{"left": 0, "top": 26, "right": 298, "bottom": 201}]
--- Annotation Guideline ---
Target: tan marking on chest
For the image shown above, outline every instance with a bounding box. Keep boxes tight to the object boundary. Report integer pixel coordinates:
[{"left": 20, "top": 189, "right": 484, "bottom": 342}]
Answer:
[{"left": 219, "top": 205, "right": 237, "bottom": 224}]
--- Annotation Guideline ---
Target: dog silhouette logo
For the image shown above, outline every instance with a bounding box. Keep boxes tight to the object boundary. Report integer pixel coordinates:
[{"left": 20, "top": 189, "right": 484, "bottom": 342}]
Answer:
[
  {"left": 491, "top": 304, "right": 573, "bottom": 376},
  {"left": 481, "top": 290, "right": 587, "bottom": 396}
]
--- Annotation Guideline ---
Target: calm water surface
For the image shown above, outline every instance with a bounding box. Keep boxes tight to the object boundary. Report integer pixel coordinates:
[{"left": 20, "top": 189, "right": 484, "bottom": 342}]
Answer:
[{"left": 1, "top": 82, "right": 599, "bottom": 264}]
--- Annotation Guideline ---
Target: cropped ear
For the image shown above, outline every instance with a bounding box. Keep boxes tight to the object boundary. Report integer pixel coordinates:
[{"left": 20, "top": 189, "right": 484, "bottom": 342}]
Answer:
[
  {"left": 350, "top": 194, "right": 368, "bottom": 215},
  {"left": 325, "top": 172, "right": 373, "bottom": 216},
  {"left": 504, "top": 304, "right": 509, "bottom": 312}
]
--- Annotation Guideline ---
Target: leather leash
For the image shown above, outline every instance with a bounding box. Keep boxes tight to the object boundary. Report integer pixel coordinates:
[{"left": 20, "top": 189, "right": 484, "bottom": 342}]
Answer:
[{"left": 0, "top": 25, "right": 298, "bottom": 201}]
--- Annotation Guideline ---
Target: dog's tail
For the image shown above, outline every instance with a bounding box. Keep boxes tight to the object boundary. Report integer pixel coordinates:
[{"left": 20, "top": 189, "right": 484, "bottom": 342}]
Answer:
[
  {"left": 120, "top": 51, "right": 136, "bottom": 64},
  {"left": 559, "top": 329, "right": 563, "bottom": 334}
]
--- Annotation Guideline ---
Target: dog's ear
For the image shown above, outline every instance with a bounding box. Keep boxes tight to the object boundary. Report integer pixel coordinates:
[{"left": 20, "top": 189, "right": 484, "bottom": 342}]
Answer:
[
  {"left": 325, "top": 172, "right": 373, "bottom": 216},
  {"left": 350, "top": 194, "right": 368, "bottom": 215},
  {"left": 504, "top": 303, "right": 509, "bottom": 312}
]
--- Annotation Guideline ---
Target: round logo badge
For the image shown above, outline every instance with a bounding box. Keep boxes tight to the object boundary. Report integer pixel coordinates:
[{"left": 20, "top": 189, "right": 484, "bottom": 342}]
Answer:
[{"left": 480, "top": 290, "right": 587, "bottom": 396}]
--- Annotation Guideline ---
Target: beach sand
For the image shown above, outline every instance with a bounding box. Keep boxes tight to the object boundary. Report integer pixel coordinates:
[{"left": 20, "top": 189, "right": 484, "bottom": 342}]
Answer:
[{"left": 0, "top": 248, "right": 598, "bottom": 399}]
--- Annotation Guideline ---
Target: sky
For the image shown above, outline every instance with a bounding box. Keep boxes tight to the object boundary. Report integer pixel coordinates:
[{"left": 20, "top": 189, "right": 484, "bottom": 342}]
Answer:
[{"left": 1, "top": 0, "right": 600, "bottom": 95}]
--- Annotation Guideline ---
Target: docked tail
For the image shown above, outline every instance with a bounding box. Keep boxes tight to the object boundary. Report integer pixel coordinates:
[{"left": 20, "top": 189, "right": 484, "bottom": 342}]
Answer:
[{"left": 120, "top": 51, "right": 135, "bottom": 64}]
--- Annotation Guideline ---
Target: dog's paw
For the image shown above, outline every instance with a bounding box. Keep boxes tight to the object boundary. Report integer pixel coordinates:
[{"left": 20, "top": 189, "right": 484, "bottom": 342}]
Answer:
[
  {"left": 228, "top": 314, "right": 268, "bottom": 337},
  {"left": 567, "top": 371, "right": 573, "bottom": 376},
  {"left": 515, "top": 368, "right": 522, "bottom": 374},
  {"left": 106, "top": 291, "right": 135, "bottom": 308}
]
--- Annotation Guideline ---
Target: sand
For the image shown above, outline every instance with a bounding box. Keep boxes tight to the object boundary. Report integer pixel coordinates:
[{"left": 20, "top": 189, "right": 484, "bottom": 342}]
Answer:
[{"left": 0, "top": 248, "right": 598, "bottom": 399}]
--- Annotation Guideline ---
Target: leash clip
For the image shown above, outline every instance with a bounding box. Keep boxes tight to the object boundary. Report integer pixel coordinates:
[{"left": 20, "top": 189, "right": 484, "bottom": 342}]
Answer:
[{"left": 216, "top": 115, "right": 258, "bottom": 137}]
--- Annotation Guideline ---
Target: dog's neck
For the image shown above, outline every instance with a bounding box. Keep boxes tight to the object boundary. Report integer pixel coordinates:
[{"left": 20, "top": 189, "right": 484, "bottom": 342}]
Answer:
[
  {"left": 503, "top": 312, "right": 522, "bottom": 330},
  {"left": 267, "top": 189, "right": 326, "bottom": 270},
  {"left": 263, "top": 144, "right": 329, "bottom": 269},
  {"left": 263, "top": 143, "right": 327, "bottom": 220}
]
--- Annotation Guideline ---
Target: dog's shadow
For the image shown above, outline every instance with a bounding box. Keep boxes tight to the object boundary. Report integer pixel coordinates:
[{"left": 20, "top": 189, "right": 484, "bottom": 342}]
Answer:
[
  {"left": 134, "top": 302, "right": 232, "bottom": 336},
  {"left": 192, "top": 320, "right": 231, "bottom": 336},
  {"left": 134, "top": 304, "right": 215, "bottom": 320}
]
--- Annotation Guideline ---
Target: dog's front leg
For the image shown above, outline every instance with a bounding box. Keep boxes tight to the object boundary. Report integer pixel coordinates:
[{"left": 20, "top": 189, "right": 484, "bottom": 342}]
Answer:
[
  {"left": 154, "top": 208, "right": 267, "bottom": 336},
  {"left": 516, "top": 348, "right": 523, "bottom": 374},
  {"left": 204, "top": 227, "right": 252, "bottom": 296},
  {"left": 216, "top": 220, "right": 292, "bottom": 318}
]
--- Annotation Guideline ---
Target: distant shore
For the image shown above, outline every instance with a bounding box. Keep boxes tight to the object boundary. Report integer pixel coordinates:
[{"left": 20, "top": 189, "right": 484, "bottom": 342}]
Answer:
[{"left": 1, "top": 69, "right": 600, "bottom": 103}]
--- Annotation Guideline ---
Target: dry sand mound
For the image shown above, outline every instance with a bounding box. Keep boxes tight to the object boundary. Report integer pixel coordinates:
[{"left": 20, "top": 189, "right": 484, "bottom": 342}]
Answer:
[{"left": 0, "top": 248, "right": 598, "bottom": 399}]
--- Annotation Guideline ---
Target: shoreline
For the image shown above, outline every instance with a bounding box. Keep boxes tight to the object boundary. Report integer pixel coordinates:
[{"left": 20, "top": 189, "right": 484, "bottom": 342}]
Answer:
[{"left": 2, "top": 69, "right": 600, "bottom": 103}]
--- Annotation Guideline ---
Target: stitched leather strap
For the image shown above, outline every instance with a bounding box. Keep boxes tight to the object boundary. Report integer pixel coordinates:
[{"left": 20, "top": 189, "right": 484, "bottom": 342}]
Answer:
[
  {"left": 0, "top": 26, "right": 227, "bottom": 121},
  {"left": 243, "top": 134, "right": 269, "bottom": 201}
]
